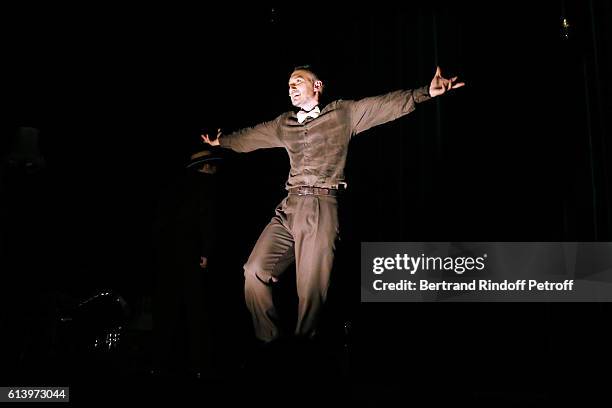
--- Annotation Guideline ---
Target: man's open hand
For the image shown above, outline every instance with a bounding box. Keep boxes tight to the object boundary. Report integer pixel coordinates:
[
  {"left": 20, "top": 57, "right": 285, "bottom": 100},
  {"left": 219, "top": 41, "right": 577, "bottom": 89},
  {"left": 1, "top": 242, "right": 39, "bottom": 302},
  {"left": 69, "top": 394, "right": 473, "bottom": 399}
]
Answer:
[
  {"left": 429, "top": 66, "right": 465, "bottom": 97},
  {"left": 201, "top": 128, "right": 222, "bottom": 146}
]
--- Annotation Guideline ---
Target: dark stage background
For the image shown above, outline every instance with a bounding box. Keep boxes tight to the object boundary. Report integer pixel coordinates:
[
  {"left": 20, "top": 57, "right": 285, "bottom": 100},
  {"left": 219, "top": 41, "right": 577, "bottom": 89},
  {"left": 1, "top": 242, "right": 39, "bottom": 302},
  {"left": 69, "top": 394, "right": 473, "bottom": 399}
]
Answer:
[{"left": 1, "top": 2, "right": 611, "bottom": 404}]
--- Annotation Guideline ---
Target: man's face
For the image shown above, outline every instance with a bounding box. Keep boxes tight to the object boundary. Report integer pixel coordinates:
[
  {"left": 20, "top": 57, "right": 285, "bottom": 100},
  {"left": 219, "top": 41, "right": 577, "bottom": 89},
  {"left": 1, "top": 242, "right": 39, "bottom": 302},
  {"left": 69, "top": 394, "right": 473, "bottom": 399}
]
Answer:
[
  {"left": 198, "top": 163, "right": 218, "bottom": 174},
  {"left": 288, "top": 70, "right": 321, "bottom": 109}
]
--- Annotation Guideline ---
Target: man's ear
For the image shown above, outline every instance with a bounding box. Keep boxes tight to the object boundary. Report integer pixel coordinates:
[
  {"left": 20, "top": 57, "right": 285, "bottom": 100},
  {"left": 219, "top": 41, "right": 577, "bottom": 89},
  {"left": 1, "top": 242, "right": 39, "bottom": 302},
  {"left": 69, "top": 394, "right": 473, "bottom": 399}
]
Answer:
[{"left": 314, "top": 80, "right": 323, "bottom": 92}]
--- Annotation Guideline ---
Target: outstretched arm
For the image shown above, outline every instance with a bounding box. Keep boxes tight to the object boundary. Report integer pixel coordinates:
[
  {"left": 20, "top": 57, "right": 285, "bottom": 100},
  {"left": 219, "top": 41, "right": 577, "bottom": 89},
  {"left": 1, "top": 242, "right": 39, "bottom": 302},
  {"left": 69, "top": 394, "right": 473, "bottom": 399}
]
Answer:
[
  {"left": 349, "top": 88, "right": 430, "bottom": 135},
  {"left": 201, "top": 116, "right": 283, "bottom": 153},
  {"left": 349, "top": 66, "right": 464, "bottom": 136}
]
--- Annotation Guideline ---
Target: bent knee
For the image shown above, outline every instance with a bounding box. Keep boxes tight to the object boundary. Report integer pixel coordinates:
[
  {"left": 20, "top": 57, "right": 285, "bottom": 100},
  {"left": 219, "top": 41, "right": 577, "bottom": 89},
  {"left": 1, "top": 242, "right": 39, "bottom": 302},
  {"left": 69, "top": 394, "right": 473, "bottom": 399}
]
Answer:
[
  {"left": 244, "top": 262, "right": 278, "bottom": 284},
  {"left": 243, "top": 259, "right": 262, "bottom": 278}
]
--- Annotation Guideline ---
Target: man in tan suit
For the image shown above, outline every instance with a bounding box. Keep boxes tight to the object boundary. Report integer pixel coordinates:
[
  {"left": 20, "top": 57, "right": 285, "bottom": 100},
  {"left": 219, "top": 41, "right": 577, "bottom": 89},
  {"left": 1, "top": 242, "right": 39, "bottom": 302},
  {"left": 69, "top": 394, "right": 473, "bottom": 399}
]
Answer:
[{"left": 202, "top": 65, "right": 463, "bottom": 343}]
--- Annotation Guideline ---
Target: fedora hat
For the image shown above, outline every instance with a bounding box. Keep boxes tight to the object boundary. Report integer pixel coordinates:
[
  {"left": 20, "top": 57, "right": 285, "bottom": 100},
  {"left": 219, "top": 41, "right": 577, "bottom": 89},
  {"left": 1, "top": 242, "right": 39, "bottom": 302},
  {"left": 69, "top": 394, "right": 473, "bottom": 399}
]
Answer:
[{"left": 185, "top": 148, "right": 224, "bottom": 169}]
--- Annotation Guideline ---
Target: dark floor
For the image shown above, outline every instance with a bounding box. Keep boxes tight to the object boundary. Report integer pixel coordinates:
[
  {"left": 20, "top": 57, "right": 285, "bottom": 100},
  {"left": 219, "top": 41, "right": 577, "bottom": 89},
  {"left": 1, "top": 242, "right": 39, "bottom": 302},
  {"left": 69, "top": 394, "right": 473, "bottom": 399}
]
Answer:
[
  {"left": 5, "top": 326, "right": 588, "bottom": 406},
  {"left": 4, "top": 292, "right": 611, "bottom": 405}
]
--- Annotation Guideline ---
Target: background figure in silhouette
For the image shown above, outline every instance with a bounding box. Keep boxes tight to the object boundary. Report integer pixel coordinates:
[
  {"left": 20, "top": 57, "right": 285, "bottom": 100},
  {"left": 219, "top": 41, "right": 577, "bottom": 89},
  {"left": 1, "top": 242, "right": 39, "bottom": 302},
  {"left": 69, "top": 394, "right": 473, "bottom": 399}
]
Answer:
[{"left": 151, "top": 146, "right": 223, "bottom": 379}]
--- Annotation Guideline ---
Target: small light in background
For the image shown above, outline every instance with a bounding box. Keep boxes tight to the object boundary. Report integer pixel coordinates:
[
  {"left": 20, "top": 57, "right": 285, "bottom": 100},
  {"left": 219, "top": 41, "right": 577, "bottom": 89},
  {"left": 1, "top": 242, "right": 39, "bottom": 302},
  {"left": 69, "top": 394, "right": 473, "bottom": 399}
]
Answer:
[
  {"left": 561, "top": 17, "right": 570, "bottom": 40},
  {"left": 270, "top": 8, "right": 277, "bottom": 24}
]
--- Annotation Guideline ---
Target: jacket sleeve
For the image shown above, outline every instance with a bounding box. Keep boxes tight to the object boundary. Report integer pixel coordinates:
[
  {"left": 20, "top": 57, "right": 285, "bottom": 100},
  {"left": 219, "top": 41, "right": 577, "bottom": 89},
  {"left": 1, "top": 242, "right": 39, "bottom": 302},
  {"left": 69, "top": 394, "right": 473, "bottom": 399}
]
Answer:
[
  {"left": 219, "top": 115, "right": 284, "bottom": 152},
  {"left": 348, "top": 85, "right": 431, "bottom": 136}
]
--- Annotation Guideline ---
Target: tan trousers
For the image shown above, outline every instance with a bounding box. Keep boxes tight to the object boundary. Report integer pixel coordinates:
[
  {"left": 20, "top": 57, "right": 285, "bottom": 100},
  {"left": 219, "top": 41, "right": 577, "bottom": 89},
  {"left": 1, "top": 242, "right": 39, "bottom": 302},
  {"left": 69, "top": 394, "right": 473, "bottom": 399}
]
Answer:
[{"left": 243, "top": 194, "right": 339, "bottom": 342}]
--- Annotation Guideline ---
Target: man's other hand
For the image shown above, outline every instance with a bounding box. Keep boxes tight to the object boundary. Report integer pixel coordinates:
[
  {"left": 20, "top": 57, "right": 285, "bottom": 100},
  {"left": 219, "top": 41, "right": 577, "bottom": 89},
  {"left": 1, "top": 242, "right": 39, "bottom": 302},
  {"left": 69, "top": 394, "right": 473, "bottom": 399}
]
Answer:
[
  {"left": 201, "top": 128, "right": 222, "bottom": 146},
  {"left": 429, "top": 66, "right": 465, "bottom": 97}
]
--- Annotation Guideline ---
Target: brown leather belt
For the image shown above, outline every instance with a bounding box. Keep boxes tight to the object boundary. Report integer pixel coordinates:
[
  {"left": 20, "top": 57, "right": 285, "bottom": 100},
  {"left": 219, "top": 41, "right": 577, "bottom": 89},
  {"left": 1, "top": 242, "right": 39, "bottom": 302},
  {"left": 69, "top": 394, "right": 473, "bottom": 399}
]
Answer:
[{"left": 288, "top": 186, "right": 339, "bottom": 196}]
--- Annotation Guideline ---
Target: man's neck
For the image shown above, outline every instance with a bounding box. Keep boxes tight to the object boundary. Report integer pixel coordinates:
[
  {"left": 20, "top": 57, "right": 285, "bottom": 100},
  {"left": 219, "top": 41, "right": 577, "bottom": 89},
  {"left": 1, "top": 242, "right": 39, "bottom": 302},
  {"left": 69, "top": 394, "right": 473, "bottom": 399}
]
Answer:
[{"left": 300, "top": 100, "right": 319, "bottom": 112}]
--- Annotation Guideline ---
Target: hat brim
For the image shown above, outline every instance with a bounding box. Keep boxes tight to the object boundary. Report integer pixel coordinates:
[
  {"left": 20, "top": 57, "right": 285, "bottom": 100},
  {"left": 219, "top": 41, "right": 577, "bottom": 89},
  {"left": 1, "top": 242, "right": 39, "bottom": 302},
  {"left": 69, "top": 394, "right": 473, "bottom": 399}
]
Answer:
[{"left": 185, "top": 157, "right": 223, "bottom": 168}]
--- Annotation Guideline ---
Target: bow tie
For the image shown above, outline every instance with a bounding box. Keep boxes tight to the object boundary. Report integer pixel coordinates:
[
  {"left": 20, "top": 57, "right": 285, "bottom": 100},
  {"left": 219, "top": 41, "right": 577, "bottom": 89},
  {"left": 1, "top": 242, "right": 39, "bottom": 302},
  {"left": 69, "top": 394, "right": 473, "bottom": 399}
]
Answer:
[{"left": 296, "top": 106, "right": 320, "bottom": 124}]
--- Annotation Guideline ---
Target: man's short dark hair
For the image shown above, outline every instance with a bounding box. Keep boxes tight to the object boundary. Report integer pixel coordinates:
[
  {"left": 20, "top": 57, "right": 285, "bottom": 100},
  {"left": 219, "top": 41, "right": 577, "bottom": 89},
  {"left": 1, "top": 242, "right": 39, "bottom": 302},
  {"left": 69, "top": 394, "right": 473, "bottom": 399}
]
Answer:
[{"left": 291, "top": 65, "right": 325, "bottom": 95}]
